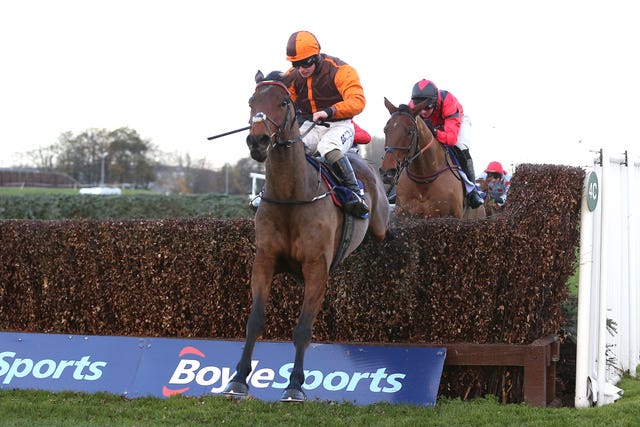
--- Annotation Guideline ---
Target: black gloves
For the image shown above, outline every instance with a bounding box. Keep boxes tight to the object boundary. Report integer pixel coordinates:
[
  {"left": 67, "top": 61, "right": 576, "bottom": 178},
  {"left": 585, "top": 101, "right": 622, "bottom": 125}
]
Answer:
[{"left": 425, "top": 121, "right": 437, "bottom": 137}]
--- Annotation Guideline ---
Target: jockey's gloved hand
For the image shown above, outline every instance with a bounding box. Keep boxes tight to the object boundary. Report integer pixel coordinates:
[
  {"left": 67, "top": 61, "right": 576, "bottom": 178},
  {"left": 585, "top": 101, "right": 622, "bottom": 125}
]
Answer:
[{"left": 425, "top": 121, "right": 437, "bottom": 136}]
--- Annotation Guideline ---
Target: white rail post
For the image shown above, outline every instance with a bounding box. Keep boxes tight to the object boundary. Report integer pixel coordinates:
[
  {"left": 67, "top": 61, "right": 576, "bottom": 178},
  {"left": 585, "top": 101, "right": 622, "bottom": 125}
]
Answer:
[{"left": 575, "top": 165, "right": 596, "bottom": 408}]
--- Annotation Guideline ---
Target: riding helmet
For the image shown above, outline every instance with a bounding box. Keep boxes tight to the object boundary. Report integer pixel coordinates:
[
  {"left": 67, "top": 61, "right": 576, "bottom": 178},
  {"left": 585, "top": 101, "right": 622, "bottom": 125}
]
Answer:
[
  {"left": 286, "top": 31, "right": 321, "bottom": 65},
  {"left": 484, "top": 161, "right": 506, "bottom": 176},
  {"left": 411, "top": 79, "right": 439, "bottom": 109}
]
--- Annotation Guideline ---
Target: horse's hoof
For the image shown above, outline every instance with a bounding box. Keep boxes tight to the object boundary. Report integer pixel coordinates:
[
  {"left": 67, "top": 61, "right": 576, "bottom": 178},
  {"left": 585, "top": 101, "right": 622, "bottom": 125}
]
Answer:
[
  {"left": 280, "top": 388, "right": 306, "bottom": 402},
  {"left": 223, "top": 381, "right": 248, "bottom": 398}
]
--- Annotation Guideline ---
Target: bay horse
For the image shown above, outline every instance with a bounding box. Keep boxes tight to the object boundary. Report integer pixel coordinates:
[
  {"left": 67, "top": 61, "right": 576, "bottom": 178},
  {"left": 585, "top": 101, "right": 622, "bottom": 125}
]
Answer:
[
  {"left": 379, "top": 98, "right": 485, "bottom": 219},
  {"left": 223, "top": 71, "right": 390, "bottom": 402},
  {"left": 476, "top": 176, "right": 499, "bottom": 216}
]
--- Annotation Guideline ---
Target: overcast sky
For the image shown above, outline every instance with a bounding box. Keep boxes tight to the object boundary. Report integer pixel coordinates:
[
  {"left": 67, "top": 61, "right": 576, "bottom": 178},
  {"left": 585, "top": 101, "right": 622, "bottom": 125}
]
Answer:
[{"left": 1, "top": 0, "right": 638, "bottom": 174}]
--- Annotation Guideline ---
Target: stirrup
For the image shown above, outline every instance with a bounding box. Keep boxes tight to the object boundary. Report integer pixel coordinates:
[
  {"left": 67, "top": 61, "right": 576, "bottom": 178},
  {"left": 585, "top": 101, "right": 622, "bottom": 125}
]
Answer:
[
  {"left": 467, "top": 191, "right": 484, "bottom": 209},
  {"left": 345, "top": 191, "right": 369, "bottom": 216}
]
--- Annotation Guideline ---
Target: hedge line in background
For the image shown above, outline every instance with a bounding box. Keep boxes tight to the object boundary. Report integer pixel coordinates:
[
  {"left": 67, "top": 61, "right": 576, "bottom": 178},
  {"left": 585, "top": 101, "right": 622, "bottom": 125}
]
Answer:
[{"left": 0, "top": 193, "right": 252, "bottom": 220}]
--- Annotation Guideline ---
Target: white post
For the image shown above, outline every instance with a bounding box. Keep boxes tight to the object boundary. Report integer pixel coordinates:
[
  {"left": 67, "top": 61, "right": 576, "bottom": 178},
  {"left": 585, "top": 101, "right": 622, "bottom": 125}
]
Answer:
[
  {"left": 100, "top": 151, "right": 109, "bottom": 186},
  {"left": 249, "top": 172, "right": 265, "bottom": 199},
  {"left": 596, "top": 148, "right": 609, "bottom": 406},
  {"left": 629, "top": 152, "right": 639, "bottom": 378},
  {"left": 575, "top": 167, "right": 595, "bottom": 408},
  {"left": 225, "top": 164, "right": 229, "bottom": 195}
]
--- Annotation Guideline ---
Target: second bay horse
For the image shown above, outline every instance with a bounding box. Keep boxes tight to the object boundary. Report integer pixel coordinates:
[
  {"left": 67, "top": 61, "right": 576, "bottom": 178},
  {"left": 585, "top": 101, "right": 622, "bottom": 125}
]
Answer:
[{"left": 380, "top": 98, "right": 485, "bottom": 219}]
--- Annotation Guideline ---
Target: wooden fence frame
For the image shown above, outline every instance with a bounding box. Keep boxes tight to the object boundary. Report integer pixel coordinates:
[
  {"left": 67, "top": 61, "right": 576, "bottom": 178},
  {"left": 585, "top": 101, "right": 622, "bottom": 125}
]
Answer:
[{"left": 429, "top": 334, "right": 560, "bottom": 406}]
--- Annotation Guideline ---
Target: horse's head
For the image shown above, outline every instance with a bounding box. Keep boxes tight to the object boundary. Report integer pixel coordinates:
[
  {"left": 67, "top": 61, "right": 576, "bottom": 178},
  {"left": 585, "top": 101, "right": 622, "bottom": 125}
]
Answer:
[
  {"left": 246, "top": 70, "right": 297, "bottom": 162},
  {"left": 379, "top": 97, "right": 429, "bottom": 185}
]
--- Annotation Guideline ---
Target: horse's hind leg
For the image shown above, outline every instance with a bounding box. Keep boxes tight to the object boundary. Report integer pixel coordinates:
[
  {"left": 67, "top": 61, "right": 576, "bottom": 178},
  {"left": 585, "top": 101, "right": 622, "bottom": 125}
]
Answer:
[
  {"left": 223, "top": 251, "right": 275, "bottom": 397},
  {"left": 281, "top": 262, "right": 328, "bottom": 402}
]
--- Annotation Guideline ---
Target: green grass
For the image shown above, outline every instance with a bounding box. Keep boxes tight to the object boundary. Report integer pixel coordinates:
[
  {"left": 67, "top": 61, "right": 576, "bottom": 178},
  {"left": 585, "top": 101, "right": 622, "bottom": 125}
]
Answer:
[{"left": 1, "top": 370, "right": 638, "bottom": 426}]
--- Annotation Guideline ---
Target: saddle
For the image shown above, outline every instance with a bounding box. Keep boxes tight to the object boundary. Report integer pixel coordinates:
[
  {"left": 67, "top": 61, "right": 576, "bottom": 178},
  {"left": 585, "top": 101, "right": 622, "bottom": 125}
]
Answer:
[
  {"left": 447, "top": 146, "right": 466, "bottom": 175},
  {"left": 305, "top": 155, "right": 368, "bottom": 271},
  {"left": 445, "top": 146, "right": 484, "bottom": 198}
]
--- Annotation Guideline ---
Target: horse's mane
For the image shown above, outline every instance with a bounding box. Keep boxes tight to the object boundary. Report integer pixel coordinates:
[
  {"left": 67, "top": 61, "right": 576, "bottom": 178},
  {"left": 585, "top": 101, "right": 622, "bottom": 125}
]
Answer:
[
  {"left": 257, "top": 70, "right": 305, "bottom": 123},
  {"left": 398, "top": 104, "right": 410, "bottom": 113},
  {"left": 263, "top": 70, "right": 284, "bottom": 81},
  {"left": 261, "top": 70, "right": 298, "bottom": 89}
]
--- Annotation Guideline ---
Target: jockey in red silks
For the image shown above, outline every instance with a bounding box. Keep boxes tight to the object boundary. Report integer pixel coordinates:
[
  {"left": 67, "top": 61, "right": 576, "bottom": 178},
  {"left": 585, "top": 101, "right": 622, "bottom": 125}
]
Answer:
[
  {"left": 408, "top": 79, "right": 484, "bottom": 209},
  {"left": 481, "top": 161, "right": 511, "bottom": 207}
]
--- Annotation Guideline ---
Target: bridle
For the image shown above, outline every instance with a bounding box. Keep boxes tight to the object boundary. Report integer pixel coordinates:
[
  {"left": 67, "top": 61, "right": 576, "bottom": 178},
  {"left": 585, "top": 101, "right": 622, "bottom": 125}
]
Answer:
[
  {"left": 384, "top": 111, "right": 419, "bottom": 175},
  {"left": 383, "top": 110, "right": 457, "bottom": 186},
  {"left": 250, "top": 81, "right": 298, "bottom": 147},
  {"left": 249, "top": 81, "right": 319, "bottom": 148},
  {"left": 383, "top": 111, "right": 437, "bottom": 186},
  {"left": 249, "top": 80, "right": 331, "bottom": 206}
]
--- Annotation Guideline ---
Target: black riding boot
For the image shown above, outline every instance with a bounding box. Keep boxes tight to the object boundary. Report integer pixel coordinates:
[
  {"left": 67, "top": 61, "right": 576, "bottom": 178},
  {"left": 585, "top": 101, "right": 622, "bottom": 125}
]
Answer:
[
  {"left": 332, "top": 157, "right": 370, "bottom": 216},
  {"left": 461, "top": 149, "right": 484, "bottom": 209}
]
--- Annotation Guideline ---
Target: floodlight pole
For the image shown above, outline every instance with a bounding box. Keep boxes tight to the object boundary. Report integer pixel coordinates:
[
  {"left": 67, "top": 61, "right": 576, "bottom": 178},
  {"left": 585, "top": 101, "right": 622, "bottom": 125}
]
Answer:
[{"left": 100, "top": 152, "right": 109, "bottom": 186}]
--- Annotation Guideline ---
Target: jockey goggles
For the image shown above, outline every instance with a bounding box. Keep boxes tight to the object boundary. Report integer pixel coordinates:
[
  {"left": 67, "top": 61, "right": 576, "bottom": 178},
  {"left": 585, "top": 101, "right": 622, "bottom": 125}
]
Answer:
[{"left": 292, "top": 56, "right": 316, "bottom": 68}]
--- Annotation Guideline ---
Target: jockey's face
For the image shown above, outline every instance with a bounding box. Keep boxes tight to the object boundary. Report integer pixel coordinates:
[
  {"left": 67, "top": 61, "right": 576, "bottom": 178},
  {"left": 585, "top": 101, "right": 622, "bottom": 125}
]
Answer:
[
  {"left": 487, "top": 172, "right": 502, "bottom": 181},
  {"left": 294, "top": 60, "right": 316, "bottom": 78},
  {"left": 419, "top": 107, "right": 435, "bottom": 120}
]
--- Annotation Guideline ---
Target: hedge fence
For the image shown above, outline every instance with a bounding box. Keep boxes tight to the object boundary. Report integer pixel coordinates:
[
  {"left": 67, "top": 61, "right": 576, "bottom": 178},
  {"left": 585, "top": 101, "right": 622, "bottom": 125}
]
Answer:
[{"left": 0, "top": 163, "right": 585, "bottom": 403}]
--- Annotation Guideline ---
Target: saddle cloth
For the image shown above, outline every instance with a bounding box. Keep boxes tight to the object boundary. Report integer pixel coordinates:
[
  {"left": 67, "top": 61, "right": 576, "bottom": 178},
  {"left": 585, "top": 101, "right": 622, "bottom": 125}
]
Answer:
[{"left": 306, "top": 155, "right": 368, "bottom": 219}]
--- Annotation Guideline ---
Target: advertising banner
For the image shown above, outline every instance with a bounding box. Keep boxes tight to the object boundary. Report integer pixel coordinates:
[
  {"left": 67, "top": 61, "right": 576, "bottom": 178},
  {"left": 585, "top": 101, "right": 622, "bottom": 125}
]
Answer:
[{"left": 0, "top": 332, "right": 446, "bottom": 406}]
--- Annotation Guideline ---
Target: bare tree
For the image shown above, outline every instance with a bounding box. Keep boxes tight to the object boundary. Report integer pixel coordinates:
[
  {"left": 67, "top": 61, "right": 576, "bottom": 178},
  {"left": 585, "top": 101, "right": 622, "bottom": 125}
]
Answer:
[
  {"left": 22, "top": 144, "right": 59, "bottom": 171},
  {"left": 53, "top": 127, "right": 157, "bottom": 186}
]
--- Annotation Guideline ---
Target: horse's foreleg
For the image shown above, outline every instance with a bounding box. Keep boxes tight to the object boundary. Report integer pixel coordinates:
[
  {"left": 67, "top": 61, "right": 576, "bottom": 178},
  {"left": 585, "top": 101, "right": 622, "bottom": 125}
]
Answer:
[
  {"left": 282, "top": 262, "right": 328, "bottom": 402},
  {"left": 224, "top": 251, "right": 274, "bottom": 397}
]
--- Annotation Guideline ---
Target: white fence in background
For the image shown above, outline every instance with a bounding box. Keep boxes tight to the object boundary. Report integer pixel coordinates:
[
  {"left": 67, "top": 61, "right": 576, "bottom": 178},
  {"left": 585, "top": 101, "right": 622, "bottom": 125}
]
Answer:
[
  {"left": 575, "top": 148, "right": 640, "bottom": 408},
  {"left": 249, "top": 172, "right": 265, "bottom": 200},
  {"left": 79, "top": 186, "right": 122, "bottom": 195}
]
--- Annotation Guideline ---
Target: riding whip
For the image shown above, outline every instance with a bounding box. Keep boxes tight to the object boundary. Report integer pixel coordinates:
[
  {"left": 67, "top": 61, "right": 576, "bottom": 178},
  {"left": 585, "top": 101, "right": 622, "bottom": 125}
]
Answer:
[{"left": 206, "top": 126, "right": 250, "bottom": 140}]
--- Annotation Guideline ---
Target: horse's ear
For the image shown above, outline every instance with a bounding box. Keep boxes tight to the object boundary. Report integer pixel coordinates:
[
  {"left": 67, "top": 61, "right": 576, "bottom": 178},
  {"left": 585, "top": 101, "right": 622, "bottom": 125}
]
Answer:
[
  {"left": 255, "top": 70, "right": 265, "bottom": 83},
  {"left": 384, "top": 97, "right": 398, "bottom": 114}
]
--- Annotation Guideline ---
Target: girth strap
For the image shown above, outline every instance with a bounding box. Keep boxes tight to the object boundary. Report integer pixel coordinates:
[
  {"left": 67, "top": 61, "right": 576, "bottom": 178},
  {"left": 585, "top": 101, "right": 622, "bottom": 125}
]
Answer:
[{"left": 330, "top": 212, "right": 355, "bottom": 272}]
